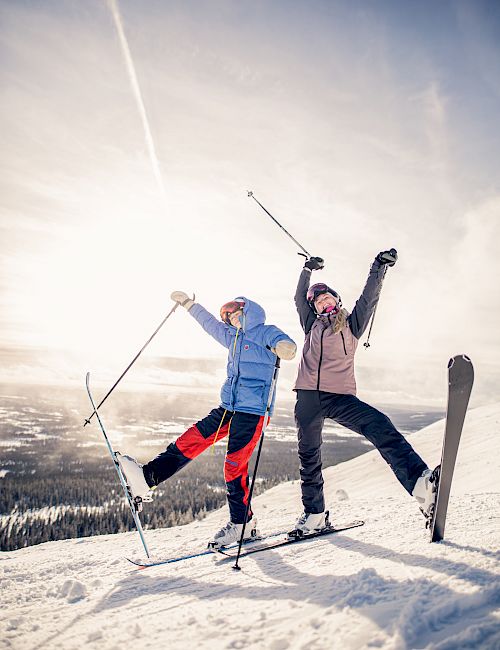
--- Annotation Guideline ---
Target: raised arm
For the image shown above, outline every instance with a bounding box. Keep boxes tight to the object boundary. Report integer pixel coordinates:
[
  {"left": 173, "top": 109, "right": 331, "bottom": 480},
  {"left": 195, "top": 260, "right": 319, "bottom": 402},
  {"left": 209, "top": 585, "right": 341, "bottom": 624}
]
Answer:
[
  {"left": 349, "top": 249, "right": 397, "bottom": 339},
  {"left": 171, "top": 291, "right": 231, "bottom": 349},
  {"left": 295, "top": 256, "right": 324, "bottom": 334}
]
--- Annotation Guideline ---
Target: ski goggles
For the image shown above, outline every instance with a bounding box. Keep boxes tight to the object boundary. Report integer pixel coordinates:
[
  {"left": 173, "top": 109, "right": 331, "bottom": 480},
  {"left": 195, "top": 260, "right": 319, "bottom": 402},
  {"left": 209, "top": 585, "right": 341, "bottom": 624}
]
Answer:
[
  {"left": 220, "top": 300, "right": 245, "bottom": 324},
  {"left": 307, "top": 283, "right": 337, "bottom": 303}
]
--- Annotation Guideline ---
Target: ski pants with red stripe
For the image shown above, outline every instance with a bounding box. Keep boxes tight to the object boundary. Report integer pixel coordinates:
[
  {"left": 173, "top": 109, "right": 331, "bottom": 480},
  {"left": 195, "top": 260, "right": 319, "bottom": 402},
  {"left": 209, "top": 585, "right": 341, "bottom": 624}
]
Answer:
[{"left": 143, "top": 407, "right": 266, "bottom": 524}]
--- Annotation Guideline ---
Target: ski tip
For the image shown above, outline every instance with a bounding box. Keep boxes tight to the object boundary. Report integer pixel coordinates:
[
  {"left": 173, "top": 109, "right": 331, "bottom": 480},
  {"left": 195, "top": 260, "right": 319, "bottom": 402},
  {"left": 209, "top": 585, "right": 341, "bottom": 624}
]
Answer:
[{"left": 126, "top": 556, "right": 154, "bottom": 569}]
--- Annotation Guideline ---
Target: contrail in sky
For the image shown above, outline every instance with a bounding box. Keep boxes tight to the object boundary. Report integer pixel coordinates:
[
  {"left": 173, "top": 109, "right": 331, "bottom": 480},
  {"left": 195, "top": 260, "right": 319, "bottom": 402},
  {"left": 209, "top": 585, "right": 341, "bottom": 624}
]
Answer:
[{"left": 107, "top": 0, "right": 166, "bottom": 198}]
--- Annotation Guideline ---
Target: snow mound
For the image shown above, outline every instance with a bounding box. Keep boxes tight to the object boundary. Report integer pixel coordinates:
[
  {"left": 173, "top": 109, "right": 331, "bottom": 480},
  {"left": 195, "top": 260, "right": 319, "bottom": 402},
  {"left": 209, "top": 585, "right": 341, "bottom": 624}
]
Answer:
[
  {"left": 1, "top": 404, "right": 499, "bottom": 650},
  {"left": 258, "top": 402, "right": 500, "bottom": 511}
]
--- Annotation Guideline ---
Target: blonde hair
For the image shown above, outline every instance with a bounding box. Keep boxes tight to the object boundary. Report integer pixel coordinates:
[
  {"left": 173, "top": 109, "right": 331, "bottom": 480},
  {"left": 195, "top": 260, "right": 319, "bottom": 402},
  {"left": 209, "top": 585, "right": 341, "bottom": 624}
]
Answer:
[{"left": 332, "top": 308, "right": 348, "bottom": 334}]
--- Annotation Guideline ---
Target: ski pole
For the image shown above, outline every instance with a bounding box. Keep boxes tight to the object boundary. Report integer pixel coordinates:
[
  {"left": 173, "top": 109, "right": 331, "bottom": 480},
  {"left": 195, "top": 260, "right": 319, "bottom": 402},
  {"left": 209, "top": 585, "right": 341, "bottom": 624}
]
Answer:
[
  {"left": 86, "top": 372, "right": 151, "bottom": 558},
  {"left": 233, "top": 356, "right": 281, "bottom": 571},
  {"left": 83, "top": 299, "right": 183, "bottom": 426},
  {"left": 247, "top": 191, "right": 311, "bottom": 258},
  {"left": 363, "top": 265, "right": 389, "bottom": 349}
]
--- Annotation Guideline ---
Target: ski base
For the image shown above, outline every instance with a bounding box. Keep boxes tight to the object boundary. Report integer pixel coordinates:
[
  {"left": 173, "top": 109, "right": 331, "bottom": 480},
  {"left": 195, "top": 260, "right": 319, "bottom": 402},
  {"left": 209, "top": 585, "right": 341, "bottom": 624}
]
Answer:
[{"left": 216, "top": 520, "right": 365, "bottom": 560}]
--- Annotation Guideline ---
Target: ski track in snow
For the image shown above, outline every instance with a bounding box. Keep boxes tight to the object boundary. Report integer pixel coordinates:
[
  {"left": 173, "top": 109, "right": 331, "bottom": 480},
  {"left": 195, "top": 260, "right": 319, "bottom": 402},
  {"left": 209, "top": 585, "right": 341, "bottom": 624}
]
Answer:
[{"left": 1, "top": 404, "right": 499, "bottom": 650}]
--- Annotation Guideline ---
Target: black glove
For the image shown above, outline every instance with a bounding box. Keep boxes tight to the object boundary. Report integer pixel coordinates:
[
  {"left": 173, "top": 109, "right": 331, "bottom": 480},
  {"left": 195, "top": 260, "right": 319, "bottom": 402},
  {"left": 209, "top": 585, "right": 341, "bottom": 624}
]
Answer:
[
  {"left": 304, "top": 256, "right": 324, "bottom": 271},
  {"left": 376, "top": 249, "right": 398, "bottom": 267}
]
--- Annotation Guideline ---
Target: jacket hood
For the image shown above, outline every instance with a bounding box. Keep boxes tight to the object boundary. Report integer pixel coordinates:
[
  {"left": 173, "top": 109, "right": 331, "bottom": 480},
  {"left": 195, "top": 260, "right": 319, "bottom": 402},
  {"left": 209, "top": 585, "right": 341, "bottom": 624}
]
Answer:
[{"left": 234, "top": 296, "right": 266, "bottom": 330}]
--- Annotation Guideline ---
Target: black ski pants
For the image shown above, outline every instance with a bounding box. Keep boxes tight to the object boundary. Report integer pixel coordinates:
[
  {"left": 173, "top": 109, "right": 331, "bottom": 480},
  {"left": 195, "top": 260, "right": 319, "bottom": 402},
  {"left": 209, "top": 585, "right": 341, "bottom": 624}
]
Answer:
[{"left": 295, "top": 390, "right": 428, "bottom": 514}]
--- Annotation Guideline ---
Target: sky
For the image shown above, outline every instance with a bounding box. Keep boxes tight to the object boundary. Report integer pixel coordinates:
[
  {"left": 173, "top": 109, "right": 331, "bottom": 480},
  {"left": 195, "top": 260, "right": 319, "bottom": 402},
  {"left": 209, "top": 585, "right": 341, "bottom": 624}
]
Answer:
[{"left": 1, "top": 0, "right": 500, "bottom": 406}]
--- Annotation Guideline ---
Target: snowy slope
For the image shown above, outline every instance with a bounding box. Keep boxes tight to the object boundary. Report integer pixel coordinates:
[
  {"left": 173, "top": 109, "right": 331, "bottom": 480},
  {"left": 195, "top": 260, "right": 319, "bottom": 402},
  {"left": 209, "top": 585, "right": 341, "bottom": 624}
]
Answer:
[{"left": 1, "top": 404, "right": 499, "bottom": 650}]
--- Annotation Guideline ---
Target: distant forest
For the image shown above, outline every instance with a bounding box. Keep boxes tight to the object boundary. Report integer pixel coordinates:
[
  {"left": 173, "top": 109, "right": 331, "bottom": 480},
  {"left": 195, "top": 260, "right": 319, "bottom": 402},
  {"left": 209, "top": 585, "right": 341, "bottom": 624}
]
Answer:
[
  {"left": 0, "top": 437, "right": 369, "bottom": 551},
  {"left": 1, "top": 384, "right": 443, "bottom": 552}
]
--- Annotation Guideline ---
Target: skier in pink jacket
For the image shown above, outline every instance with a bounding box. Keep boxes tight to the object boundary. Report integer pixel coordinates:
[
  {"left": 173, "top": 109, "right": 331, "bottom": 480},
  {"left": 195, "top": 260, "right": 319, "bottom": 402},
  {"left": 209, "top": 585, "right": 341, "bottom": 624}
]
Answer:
[{"left": 291, "top": 251, "right": 436, "bottom": 533}]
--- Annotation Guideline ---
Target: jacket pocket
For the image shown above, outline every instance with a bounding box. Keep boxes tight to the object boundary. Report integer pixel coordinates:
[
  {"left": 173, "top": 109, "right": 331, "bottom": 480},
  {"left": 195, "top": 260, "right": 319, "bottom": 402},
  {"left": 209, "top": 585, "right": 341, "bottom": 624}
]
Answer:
[
  {"left": 220, "top": 377, "right": 234, "bottom": 408},
  {"left": 235, "top": 377, "right": 267, "bottom": 410}
]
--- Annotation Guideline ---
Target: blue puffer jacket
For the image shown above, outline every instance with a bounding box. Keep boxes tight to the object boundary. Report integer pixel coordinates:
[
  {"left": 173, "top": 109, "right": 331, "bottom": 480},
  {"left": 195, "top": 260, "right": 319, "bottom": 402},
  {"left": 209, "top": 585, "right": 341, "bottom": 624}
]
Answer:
[{"left": 188, "top": 297, "right": 295, "bottom": 415}]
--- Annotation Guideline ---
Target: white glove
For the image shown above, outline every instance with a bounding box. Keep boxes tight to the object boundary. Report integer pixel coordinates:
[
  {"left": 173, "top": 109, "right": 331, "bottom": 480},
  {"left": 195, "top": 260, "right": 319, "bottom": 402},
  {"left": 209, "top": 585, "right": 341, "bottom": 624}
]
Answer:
[
  {"left": 171, "top": 291, "right": 195, "bottom": 311},
  {"left": 273, "top": 339, "right": 297, "bottom": 360}
]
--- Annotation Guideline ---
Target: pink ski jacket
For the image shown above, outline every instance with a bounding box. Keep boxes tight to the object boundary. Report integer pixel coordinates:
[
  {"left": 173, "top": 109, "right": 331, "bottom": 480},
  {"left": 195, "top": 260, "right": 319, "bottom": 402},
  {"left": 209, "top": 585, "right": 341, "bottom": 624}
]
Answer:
[{"left": 294, "top": 259, "right": 386, "bottom": 395}]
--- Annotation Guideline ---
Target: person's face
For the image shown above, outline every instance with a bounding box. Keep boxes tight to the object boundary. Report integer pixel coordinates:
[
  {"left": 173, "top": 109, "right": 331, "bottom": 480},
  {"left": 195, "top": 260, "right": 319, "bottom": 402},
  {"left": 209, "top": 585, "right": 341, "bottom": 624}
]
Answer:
[
  {"left": 314, "top": 292, "right": 337, "bottom": 314},
  {"left": 229, "top": 310, "right": 243, "bottom": 328}
]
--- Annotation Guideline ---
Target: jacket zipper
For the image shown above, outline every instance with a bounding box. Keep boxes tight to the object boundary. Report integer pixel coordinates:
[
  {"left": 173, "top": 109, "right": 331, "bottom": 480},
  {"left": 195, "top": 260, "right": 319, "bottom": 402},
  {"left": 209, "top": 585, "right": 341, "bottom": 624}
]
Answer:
[
  {"left": 340, "top": 331, "right": 347, "bottom": 355},
  {"left": 316, "top": 327, "right": 326, "bottom": 389}
]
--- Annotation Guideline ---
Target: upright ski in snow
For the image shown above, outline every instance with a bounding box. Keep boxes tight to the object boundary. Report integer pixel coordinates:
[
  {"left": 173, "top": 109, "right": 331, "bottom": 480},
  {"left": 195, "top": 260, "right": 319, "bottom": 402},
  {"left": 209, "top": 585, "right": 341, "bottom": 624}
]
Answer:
[
  {"left": 85, "top": 372, "right": 151, "bottom": 558},
  {"left": 430, "top": 355, "right": 474, "bottom": 543}
]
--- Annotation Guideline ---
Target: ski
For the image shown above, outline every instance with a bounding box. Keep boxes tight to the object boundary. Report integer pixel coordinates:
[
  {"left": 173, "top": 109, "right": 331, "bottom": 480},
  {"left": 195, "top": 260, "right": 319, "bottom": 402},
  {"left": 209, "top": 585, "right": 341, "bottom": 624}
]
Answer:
[
  {"left": 216, "top": 520, "right": 365, "bottom": 560},
  {"left": 127, "top": 548, "right": 216, "bottom": 568},
  {"left": 85, "top": 372, "right": 152, "bottom": 558},
  {"left": 430, "top": 354, "right": 474, "bottom": 543},
  {"left": 126, "top": 528, "right": 290, "bottom": 568}
]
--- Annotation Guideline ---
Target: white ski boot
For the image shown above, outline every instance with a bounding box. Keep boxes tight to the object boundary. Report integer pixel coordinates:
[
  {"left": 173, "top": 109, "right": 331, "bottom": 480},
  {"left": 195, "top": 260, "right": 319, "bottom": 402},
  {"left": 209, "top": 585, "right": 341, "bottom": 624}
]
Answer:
[
  {"left": 292, "top": 510, "right": 329, "bottom": 536},
  {"left": 208, "top": 519, "right": 259, "bottom": 550},
  {"left": 115, "top": 452, "right": 154, "bottom": 503},
  {"left": 413, "top": 467, "right": 439, "bottom": 520}
]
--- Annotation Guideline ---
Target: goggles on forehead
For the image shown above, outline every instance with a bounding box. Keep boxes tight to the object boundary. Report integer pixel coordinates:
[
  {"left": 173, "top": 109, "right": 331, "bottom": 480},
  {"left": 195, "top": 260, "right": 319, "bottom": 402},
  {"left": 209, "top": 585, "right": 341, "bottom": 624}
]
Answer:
[
  {"left": 306, "top": 283, "right": 328, "bottom": 303},
  {"left": 306, "top": 283, "right": 340, "bottom": 303},
  {"left": 306, "top": 283, "right": 342, "bottom": 316},
  {"left": 220, "top": 300, "right": 245, "bottom": 324}
]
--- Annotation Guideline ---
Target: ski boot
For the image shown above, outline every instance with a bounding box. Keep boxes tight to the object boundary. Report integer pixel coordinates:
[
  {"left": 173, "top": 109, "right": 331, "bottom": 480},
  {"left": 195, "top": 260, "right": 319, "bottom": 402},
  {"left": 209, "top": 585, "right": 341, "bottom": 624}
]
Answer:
[
  {"left": 289, "top": 510, "right": 330, "bottom": 539},
  {"left": 413, "top": 466, "right": 440, "bottom": 526},
  {"left": 115, "top": 452, "right": 155, "bottom": 511},
  {"left": 207, "top": 519, "right": 259, "bottom": 550}
]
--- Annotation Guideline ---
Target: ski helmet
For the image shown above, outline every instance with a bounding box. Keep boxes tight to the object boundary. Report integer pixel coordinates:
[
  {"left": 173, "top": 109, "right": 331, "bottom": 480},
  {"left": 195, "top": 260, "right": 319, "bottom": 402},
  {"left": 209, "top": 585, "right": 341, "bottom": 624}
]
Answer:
[
  {"left": 306, "top": 283, "right": 342, "bottom": 316},
  {"left": 220, "top": 299, "right": 245, "bottom": 324}
]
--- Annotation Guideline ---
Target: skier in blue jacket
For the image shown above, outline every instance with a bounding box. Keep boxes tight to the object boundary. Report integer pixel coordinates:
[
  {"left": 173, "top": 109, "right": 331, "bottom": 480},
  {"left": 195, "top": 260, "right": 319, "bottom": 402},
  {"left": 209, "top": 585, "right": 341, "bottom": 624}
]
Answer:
[{"left": 118, "top": 291, "right": 297, "bottom": 548}]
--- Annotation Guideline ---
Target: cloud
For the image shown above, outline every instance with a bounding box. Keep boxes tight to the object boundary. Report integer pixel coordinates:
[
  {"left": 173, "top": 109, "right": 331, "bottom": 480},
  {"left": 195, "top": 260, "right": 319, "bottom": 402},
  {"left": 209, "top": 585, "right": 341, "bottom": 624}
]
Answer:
[{"left": 1, "top": 1, "right": 499, "bottom": 404}]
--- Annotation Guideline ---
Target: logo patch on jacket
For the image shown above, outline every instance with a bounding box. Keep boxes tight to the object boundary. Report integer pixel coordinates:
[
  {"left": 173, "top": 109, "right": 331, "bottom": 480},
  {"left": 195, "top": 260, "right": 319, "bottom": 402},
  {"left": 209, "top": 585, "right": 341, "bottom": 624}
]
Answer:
[{"left": 244, "top": 344, "right": 250, "bottom": 350}]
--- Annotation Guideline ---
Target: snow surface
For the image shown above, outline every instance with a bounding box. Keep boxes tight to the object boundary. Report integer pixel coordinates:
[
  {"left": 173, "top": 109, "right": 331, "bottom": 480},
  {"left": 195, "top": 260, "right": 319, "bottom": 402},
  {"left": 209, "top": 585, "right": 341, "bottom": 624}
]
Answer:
[{"left": 1, "top": 404, "right": 499, "bottom": 650}]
